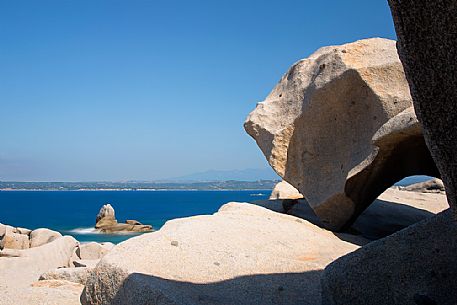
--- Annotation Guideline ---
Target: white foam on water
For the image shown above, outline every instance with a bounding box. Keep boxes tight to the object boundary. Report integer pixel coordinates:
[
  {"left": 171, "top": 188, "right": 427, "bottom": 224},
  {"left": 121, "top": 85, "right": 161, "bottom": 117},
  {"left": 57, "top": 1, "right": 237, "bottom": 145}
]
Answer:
[
  {"left": 66, "top": 227, "right": 141, "bottom": 236},
  {"left": 67, "top": 227, "right": 99, "bottom": 234},
  {"left": 250, "top": 193, "right": 265, "bottom": 196}
]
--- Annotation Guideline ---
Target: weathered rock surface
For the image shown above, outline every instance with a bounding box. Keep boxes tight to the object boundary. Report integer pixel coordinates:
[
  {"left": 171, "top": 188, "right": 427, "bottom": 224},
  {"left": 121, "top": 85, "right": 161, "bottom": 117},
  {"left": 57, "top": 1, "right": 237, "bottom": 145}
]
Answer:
[
  {"left": 70, "top": 246, "right": 81, "bottom": 267},
  {"left": 350, "top": 187, "right": 448, "bottom": 240},
  {"left": 28, "top": 280, "right": 84, "bottom": 305},
  {"left": 0, "top": 223, "right": 15, "bottom": 237},
  {"left": 40, "top": 267, "right": 93, "bottom": 285},
  {"left": 0, "top": 224, "right": 30, "bottom": 250},
  {"left": 401, "top": 178, "right": 445, "bottom": 193},
  {"left": 0, "top": 248, "right": 23, "bottom": 257},
  {"left": 0, "top": 236, "right": 79, "bottom": 305},
  {"left": 245, "top": 38, "right": 439, "bottom": 230},
  {"left": 95, "top": 204, "right": 117, "bottom": 228},
  {"left": 388, "top": 0, "right": 457, "bottom": 214},
  {"left": 30, "top": 228, "right": 62, "bottom": 248},
  {"left": 98, "top": 222, "right": 152, "bottom": 233},
  {"left": 16, "top": 227, "right": 32, "bottom": 235},
  {"left": 77, "top": 242, "right": 114, "bottom": 260},
  {"left": 1, "top": 224, "right": 62, "bottom": 250},
  {"left": 257, "top": 186, "right": 449, "bottom": 243},
  {"left": 74, "top": 259, "right": 99, "bottom": 268},
  {"left": 321, "top": 210, "right": 457, "bottom": 305},
  {"left": 95, "top": 204, "right": 153, "bottom": 233},
  {"left": 81, "top": 202, "right": 358, "bottom": 305},
  {"left": 269, "top": 181, "right": 303, "bottom": 200},
  {"left": 0, "top": 231, "right": 30, "bottom": 250}
]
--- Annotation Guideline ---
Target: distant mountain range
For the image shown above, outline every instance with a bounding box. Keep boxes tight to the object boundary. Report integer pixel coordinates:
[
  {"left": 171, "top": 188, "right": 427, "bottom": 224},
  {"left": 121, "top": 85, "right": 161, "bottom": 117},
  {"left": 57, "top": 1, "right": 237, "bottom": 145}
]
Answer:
[{"left": 167, "top": 168, "right": 280, "bottom": 182}]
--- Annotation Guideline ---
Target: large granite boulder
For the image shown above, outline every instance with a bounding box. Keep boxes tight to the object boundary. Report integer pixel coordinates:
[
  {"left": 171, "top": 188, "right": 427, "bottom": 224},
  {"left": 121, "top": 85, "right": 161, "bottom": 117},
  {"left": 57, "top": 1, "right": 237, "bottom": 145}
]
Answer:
[
  {"left": 81, "top": 202, "right": 358, "bottom": 305},
  {"left": 30, "top": 228, "right": 62, "bottom": 248},
  {"left": 245, "top": 38, "right": 439, "bottom": 230},
  {"left": 321, "top": 210, "right": 457, "bottom": 305}
]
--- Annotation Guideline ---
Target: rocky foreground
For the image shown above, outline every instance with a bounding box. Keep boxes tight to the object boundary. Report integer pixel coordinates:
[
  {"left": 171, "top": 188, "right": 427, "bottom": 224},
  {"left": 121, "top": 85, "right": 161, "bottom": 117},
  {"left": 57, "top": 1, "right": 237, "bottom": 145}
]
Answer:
[
  {"left": 0, "top": 184, "right": 449, "bottom": 305},
  {"left": 0, "top": 229, "right": 113, "bottom": 305}
]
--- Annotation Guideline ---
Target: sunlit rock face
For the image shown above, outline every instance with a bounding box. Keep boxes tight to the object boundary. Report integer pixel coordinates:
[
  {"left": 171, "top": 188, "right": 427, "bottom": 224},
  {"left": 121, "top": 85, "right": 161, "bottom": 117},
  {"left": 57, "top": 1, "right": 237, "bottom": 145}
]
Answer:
[
  {"left": 95, "top": 204, "right": 152, "bottom": 233},
  {"left": 80, "top": 203, "right": 358, "bottom": 305},
  {"left": 245, "top": 38, "right": 439, "bottom": 230},
  {"left": 269, "top": 180, "right": 303, "bottom": 200}
]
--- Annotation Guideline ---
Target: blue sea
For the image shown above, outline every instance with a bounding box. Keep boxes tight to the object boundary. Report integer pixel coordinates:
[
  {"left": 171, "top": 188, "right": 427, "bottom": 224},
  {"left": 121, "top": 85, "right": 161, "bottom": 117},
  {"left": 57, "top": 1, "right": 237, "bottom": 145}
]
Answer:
[{"left": 0, "top": 190, "right": 270, "bottom": 243}]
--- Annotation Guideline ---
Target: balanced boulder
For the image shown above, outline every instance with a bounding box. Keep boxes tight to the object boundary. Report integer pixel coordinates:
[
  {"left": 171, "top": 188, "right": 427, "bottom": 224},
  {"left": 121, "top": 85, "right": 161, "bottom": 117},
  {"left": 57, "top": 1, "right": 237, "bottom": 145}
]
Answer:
[{"left": 245, "top": 38, "right": 439, "bottom": 230}]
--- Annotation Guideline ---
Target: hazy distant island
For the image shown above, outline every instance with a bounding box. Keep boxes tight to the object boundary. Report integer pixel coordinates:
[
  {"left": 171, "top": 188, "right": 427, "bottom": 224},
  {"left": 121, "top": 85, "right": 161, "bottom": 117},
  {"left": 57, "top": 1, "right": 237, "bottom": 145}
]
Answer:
[{"left": 0, "top": 180, "right": 279, "bottom": 191}]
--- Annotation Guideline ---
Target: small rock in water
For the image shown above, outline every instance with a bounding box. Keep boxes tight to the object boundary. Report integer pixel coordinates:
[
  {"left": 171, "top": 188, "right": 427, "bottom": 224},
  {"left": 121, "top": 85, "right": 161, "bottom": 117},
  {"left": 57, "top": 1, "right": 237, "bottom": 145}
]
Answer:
[{"left": 94, "top": 204, "right": 153, "bottom": 233}]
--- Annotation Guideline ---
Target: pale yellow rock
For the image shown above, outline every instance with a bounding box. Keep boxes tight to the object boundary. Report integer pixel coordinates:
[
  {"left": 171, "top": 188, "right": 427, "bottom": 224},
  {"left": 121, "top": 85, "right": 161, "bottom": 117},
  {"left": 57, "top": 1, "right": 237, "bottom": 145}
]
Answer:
[
  {"left": 95, "top": 204, "right": 117, "bottom": 228},
  {"left": 0, "top": 231, "right": 30, "bottom": 250},
  {"left": 73, "top": 259, "right": 99, "bottom": 268},
  {"left": 0, "top": 223, "right": 15, "bottom": 237},
  {"left": 95, "top": 204, "right": 152, "bottom": 233},
  {"left": 26, "top": 280, "right": 84, "bottom": 305},
  {"left": 16, "top": 227, "right": 32, "bottom": 235},
  {"left": 40, "top": 267, "right": 94, "bottom": 285},
  {"left": 244, "top": 38, "right": 439, "bottom": 230},
  {"left": 77, "top": 242, "right": 114, "bottom": 260},
  {"left": 269, "top": 180, "right": 303, "bottom": 200},
  {"left": 81, "top": 202, "right": 358, "bottom": 305},
  {"left": 0, "top": 248, "right": 23, "bottom": 257},
  {"left": 30, "top": 228, "right": 62, "bottom": 248},
  {"left": 0, "top": 236, "right": 79, "bottom": 305}
]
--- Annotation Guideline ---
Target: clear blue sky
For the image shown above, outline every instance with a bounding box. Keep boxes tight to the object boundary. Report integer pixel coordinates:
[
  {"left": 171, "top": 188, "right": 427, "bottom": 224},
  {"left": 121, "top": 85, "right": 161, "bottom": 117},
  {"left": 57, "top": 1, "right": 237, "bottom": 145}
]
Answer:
[{"left": 0, "top": 0, "right": 396, "bottom": 181}]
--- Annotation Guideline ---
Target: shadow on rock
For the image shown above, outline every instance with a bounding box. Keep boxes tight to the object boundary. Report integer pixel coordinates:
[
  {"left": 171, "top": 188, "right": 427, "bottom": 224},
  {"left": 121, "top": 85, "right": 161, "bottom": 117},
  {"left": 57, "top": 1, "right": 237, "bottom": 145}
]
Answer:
[
  {"left": 255, "top": 195, "right": 438, "bottom": 246},
  {"left": 84, "top": 270, "right": 323, "bottom": 305}
]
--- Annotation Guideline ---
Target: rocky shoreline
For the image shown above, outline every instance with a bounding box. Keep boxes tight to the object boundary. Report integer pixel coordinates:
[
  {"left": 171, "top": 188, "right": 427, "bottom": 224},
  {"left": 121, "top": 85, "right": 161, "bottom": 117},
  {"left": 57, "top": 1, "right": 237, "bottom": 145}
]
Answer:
[{"left": 0, "top": 181, "right": 449, "bottom": 305}]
